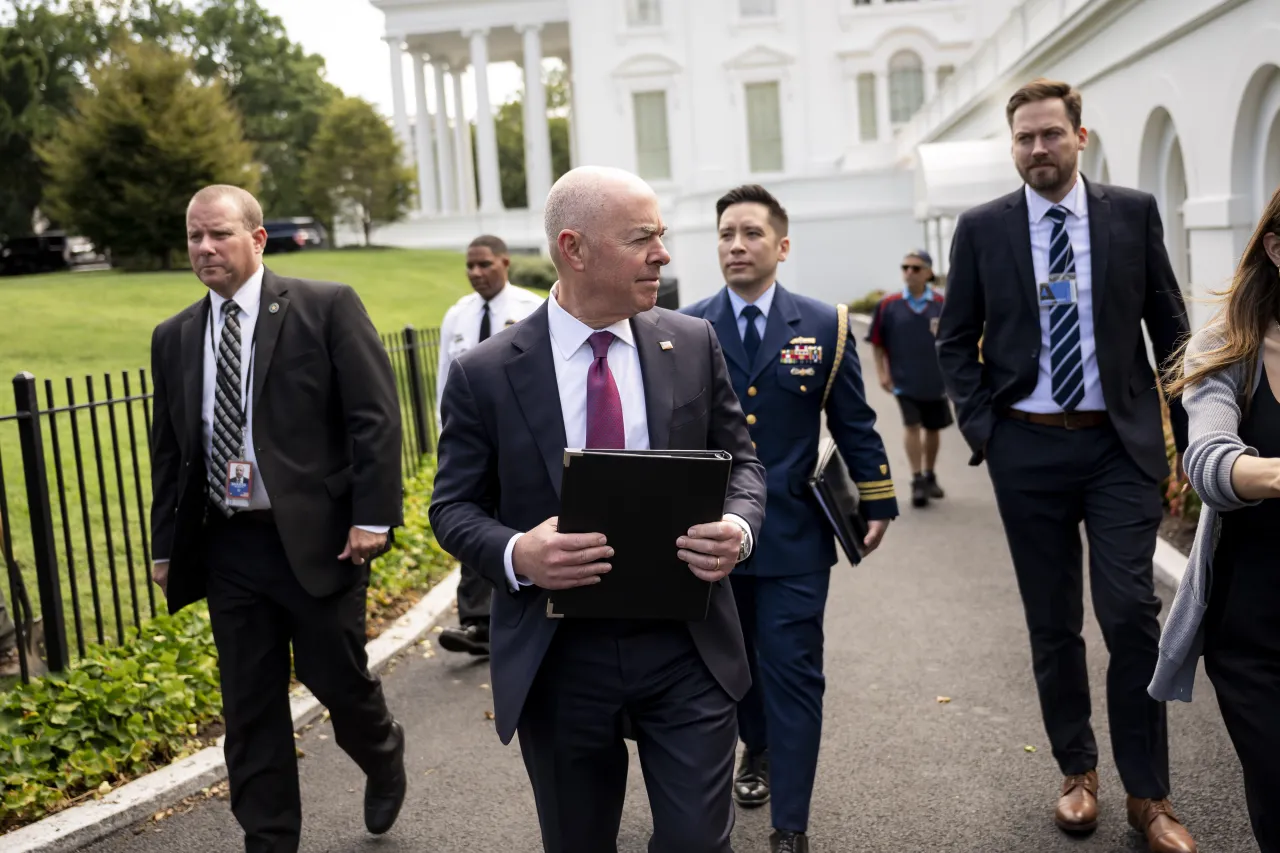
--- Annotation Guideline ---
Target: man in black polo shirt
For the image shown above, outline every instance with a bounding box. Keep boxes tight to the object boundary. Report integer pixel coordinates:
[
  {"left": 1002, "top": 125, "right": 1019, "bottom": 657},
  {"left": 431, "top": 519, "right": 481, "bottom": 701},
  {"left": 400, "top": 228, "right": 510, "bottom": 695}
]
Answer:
[{"left": 867, "top": 249, "right": 953, "bottom": 507}]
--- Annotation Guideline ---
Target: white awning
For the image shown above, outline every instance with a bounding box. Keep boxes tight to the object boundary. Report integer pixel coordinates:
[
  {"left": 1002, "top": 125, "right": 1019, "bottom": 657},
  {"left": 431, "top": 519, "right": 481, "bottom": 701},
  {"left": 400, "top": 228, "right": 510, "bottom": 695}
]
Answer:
[{"left": 913, "top": 139, "right": 1021, "bottom": 220}]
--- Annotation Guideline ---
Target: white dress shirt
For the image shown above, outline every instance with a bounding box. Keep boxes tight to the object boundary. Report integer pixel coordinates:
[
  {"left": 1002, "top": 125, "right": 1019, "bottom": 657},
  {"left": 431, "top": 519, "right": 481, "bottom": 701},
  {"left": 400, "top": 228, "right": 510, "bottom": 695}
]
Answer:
[
  {"left": 727, "top": 282, "right": 775, "bottom": 341},
  {"left": 1013, "top": 178, "right": 1107, "bottom": 414},
  {"left": 501, "top": 286, "right": 753, "bottom": 591},
  {"left": 436, "top": 282, "right": 544, "bottom": 415}
]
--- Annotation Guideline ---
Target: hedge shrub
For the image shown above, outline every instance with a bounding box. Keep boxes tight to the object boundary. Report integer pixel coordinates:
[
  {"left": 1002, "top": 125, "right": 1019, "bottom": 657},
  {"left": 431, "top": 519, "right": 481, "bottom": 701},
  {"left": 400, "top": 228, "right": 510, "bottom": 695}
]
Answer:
[
  {"left": 508, "top": 254, "right": 556, "bottom": 293},
  {"left": 0, "top": 464, "right": 453, "bottom": 831},
  {"left": 847, "top": 289, "right": 886, "bottom": 316}
]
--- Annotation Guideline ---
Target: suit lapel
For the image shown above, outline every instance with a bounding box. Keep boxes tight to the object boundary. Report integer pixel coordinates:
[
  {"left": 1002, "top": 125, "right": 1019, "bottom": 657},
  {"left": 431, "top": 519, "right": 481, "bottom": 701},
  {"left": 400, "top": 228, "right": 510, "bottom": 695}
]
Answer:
[
  {"left": 1003, "top": 191, "right": 1038, "bottom": 321},
  {"left": 505, "top": 304, "right": 568, "bottom": 497},
  {"left": 180, "top": 298, "right": 209, "bottom": 454},
  {"left": 632, "top": 311, "right": 676, "bottom": 451},
  {"left": 1086, "top": 179, "right": 1111, "bottom": 328},
  {"left": 251, "top": 269, "right": 290, "bottom": 413},
  {"left": 706, "top": 288, "right": 749, "bottom": 374},
  {"left": 748, "top": 285, "right": 802, "bottom": 385}
]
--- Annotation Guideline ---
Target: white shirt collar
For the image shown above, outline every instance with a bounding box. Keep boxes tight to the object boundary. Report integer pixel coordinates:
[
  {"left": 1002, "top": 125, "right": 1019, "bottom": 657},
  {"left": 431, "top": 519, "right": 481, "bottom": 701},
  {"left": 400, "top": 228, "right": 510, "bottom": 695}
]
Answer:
[
  {"left": 1026, "top": 175, "right": 1087, "bottom": 224},
  {"left": 727, "top": 282, "right": 777, "bottom": 318},
  {"left": 208, "top": 264, "right": 265, "bottom": 319},
  {"left": 547, "top": 284, "right": 636, "bottom": 361}
]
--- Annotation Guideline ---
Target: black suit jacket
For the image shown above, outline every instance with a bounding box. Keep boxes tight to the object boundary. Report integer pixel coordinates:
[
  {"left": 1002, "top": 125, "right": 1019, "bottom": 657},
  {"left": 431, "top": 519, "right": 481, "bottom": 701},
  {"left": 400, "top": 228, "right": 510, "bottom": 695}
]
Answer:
[
  {"left": 149, "top": 268, "right": 404, "bottom": 612},
  {"left": 936, "top": 179, "right": 1190, "bottom": 481},
  {"left": 428, "top": 302, "right": 766, "bottom": 745}
]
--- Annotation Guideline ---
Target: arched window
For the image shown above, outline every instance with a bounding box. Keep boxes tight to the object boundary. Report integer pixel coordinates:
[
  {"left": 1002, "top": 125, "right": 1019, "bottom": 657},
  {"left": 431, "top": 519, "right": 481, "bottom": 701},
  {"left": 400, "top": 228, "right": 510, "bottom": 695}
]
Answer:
[
  {"left": 1139, "top": 109, "right": 1190, "bottom": 295},
  {"left": 888, "top": 50, "right": 924, "bottom": 124}
]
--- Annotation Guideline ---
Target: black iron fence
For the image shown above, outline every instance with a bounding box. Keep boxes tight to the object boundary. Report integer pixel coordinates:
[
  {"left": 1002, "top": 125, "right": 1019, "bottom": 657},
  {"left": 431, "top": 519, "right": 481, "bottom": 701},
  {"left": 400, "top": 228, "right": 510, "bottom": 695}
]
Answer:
[{"left": 1, "top": 325, "right": 441, "bottom": 684}]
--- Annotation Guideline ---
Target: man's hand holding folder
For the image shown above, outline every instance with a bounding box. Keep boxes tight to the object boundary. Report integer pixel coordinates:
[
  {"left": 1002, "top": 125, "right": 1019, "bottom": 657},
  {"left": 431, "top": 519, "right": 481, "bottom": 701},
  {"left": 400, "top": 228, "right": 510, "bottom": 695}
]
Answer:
[{"left": 512, "top": 516, "right": 744, "bottom": 589}]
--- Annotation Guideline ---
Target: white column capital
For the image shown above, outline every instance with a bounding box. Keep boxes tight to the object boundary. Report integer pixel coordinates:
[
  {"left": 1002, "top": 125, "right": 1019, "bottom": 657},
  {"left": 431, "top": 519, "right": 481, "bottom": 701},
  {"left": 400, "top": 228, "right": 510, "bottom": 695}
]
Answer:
[
  {"left": 462, "top": 26, "right": 491, "bottom": 40},
  {"left": 514, "top": 22, "right": 544, "bottom": 35}
]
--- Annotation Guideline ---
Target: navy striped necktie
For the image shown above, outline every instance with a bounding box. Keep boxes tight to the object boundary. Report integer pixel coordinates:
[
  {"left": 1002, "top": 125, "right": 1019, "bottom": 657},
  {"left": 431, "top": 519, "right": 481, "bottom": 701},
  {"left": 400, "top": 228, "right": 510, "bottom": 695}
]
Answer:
[{"left": 1046, "top": 206, "right": 1084, "bottom": 411}]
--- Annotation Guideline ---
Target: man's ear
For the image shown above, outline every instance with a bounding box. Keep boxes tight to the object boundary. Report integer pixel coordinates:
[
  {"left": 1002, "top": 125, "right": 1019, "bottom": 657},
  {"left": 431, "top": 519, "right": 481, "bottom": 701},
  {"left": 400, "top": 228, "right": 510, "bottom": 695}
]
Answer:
[{"left": 557, "top": 230, "right": 589, "bottom": 273}]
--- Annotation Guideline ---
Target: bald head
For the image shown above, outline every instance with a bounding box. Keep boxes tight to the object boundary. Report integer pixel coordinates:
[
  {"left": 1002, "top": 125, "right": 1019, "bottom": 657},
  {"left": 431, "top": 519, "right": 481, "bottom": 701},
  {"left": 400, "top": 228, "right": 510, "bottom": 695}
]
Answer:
[
  {"left": 544, "top": 166, "right": 658, "bottom": 264},
  {"left": 188, "top": 185, "right": 264, "bottom": 232}
]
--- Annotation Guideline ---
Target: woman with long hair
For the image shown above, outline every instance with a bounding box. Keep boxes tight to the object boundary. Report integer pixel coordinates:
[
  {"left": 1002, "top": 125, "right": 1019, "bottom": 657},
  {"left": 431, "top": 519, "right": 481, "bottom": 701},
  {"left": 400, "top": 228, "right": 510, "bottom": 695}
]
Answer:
[{"left": 1151, "top": 184, "right": 1280, "bottom": 851}]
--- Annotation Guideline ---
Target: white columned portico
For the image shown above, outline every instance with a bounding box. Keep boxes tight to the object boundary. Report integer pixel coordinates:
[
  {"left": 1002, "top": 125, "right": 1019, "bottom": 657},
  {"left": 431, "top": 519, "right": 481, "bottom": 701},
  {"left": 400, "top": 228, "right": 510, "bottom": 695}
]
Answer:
[
  {"left": 451, "top": 67, "right": 478, "bottom": 213},
  {"left": 875, "top": 70, "right": 892, "bottom": 142},
  {"left": 431, "top": 62, "right": 457, "bottom": 213},
  {"left": 412, "top": 53, "right": 438, "bottom": 214},
  {"left": 385, "top": 36, "right": 413, "bottom": 164},
  {"left": 466, "top": 28, "right": 505, "bottom": 214},
  {"left": 518, "top": 24, "right": 553, "bottom": 209}
]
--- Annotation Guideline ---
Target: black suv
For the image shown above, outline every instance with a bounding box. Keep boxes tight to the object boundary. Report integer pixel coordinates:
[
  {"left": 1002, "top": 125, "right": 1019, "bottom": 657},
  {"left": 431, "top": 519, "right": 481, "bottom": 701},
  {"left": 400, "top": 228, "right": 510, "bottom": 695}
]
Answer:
[
  {"left": 0, "top": 231, "right": 108, "bottom": 276},
  {"left": 263, "top": 218, "right": 329, "bottom": 254}
]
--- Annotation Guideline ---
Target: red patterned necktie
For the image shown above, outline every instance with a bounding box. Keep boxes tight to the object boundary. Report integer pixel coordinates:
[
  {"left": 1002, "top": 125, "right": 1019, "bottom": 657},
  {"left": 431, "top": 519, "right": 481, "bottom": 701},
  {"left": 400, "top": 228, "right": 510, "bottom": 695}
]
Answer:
[{"left": 586, "top": 331, "right": 625, "bottom": 449}]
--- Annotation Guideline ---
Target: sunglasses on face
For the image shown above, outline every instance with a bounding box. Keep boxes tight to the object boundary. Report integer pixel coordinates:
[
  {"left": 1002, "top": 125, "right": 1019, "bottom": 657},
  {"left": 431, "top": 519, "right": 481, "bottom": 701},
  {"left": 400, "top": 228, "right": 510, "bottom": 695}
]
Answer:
[{"left": 902, "top": 264, "right": 925, "bottom": 272}]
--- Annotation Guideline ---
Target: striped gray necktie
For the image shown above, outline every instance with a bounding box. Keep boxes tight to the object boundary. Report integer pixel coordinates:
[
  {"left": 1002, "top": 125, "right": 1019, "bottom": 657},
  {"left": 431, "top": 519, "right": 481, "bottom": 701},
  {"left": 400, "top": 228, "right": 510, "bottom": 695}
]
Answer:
[
  {"left": 208, "top": 301, "right": 244, "bottom": 517},
  {"left": 1046, "top": 205, "right": 1085, "bottom": 411}
]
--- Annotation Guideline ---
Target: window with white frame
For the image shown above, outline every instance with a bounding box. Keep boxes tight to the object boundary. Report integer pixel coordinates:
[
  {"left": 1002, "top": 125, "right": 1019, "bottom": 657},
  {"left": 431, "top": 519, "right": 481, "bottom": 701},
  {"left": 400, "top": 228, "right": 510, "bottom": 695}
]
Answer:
[
  {"left": 857, "top": 72, "right": 878, "bottom": 142},
  {"left": 632, "top": 91, "right": 672, "bottom": 181},
  {"left": 745, "top": 81, "right": 784, "bottom": 173},
  {"left": 740, "top": 0, "right": 777, "bottom": 16},
  {"left": 627, "top": 0, "right": 662, "bottom": 27},
  {"left": 888, "top": 50, "right": 925, "bottom": 124}
]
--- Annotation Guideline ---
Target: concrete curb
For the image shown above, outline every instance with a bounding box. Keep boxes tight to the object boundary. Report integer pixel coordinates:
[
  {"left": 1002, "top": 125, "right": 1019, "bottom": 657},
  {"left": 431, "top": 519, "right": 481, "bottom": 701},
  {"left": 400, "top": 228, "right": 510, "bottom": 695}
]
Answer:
[
  {"left": 2, "top": 567, "right": 462, "bottom": 853},
  {"left": 1152, "top": 535, "right": 1187, "bottom": 591}
]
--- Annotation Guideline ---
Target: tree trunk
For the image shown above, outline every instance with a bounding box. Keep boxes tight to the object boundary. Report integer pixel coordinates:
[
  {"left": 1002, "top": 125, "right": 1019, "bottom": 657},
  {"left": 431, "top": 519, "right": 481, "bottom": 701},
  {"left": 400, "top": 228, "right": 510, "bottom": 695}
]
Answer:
[{"left": 363, "top": 218, "right": 371, "bottom": 247}]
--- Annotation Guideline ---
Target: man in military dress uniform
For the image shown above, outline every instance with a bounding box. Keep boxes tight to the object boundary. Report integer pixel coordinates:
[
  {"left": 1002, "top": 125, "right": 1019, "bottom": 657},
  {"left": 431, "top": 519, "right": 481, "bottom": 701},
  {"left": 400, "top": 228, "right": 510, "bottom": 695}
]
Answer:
[
  {"left": 435, "top": 235, "right": 544, "bottom": 656},
  {"left": 682, "top": 185, "right": 898, "bottom": 853}
]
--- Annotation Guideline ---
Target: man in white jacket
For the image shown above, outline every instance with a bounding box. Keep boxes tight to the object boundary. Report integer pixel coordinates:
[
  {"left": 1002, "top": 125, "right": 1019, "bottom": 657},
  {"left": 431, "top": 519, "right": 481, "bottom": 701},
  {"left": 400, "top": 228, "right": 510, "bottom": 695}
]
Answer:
[{"left": 435, "top": 235, "right": 544, "bottom": 656}]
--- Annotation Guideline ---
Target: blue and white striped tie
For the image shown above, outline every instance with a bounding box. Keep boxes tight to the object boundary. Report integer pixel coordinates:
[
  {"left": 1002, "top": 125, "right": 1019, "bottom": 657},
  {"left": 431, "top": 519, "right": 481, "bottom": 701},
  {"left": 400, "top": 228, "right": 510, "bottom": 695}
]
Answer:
[{"left": 1045, "top": 206, "right": 1084, "bottom": 411}]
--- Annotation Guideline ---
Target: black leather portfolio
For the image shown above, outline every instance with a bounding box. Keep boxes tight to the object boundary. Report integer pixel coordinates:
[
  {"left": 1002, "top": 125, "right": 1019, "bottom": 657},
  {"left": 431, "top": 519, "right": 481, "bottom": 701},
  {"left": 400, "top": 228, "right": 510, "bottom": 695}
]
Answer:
[
  {"left": 547, "top": 448, "right": 733, "bottom": 620},
  {"left": 808, "top": 437, "right": 870, "bottom": 565}
]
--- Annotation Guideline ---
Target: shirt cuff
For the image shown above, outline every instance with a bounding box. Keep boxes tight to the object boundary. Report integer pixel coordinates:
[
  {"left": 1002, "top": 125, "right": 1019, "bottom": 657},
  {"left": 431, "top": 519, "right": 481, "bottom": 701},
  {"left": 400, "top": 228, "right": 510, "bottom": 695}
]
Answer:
[
  {"left": 503, "top": 532, "right": 533, "bottom": 592},
  {"left": 724, "top": 514, "right": 754, "bottom": 561},
  {"left": 153, "top": 558, "right": 170, "bottom": 564},
  {"left": 355, "top": 525, "right": 390, "bottom": 534}
]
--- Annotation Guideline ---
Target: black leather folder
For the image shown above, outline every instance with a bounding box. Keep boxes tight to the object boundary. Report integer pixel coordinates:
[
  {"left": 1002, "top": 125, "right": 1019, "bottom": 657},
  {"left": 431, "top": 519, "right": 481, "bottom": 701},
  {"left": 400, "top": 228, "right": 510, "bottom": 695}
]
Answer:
[
  {"left": 547, "top": 448, "right": 733, "bottom": 620},
  {"left": 808, "top": 437, "right": 870, "bottom": 565}
]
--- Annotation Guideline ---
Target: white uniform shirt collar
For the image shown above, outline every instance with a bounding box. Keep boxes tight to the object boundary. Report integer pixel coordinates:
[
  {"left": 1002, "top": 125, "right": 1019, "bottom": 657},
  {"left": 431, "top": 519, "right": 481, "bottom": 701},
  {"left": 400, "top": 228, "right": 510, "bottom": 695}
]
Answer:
[
  {"left": 1026, "top": 176, "right": 1087, "bottom": 224},
  {"left": 485, "top": 281, "right": 513, "bottom": 313},
  {"left": 727, "top": 282, "right": 776, "bottom": 319},
  {"left": 547, "top": 284, "right": 636, "bottom": 361},
  {"left": 208, "top": 264, "right": 265, "bottom": 319}
]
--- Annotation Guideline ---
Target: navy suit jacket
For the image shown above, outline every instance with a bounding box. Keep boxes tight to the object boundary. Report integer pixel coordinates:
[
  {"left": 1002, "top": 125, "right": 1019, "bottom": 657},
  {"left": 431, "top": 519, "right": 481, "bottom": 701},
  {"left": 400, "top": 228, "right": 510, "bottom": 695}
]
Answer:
[
  {"left": 935, "top": 179, "right": 1190, "bottom": 480},
  {"left": 428, "top": 301, "right": 766, "bottom": 744},
  {"left": 682, "top": 284, "right": 897, "bottom": 576}
]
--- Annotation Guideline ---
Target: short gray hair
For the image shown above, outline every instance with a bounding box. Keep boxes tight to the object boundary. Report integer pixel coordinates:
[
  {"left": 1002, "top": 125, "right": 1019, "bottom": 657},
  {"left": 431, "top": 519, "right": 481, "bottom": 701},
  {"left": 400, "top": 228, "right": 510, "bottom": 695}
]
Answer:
[
  {"left": 188, "top": 185, "right": 264, "bottom": 232},
  {"left": 544, "top": 166, "right": 654, "bottom": 260}
]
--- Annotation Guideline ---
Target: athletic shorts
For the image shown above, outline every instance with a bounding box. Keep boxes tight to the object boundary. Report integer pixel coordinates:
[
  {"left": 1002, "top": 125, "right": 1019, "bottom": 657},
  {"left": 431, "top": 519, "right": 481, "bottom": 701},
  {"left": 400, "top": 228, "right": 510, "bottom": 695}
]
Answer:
[{"left": 897, "top": 396, "right": 954, "bottom": 431}]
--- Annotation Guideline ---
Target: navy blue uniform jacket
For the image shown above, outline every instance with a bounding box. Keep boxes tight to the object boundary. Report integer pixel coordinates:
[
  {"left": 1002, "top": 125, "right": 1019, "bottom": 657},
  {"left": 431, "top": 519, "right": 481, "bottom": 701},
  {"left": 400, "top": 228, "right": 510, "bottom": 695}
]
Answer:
[{"left": 682, "top": 284, "right": 898, "bottom": 576}]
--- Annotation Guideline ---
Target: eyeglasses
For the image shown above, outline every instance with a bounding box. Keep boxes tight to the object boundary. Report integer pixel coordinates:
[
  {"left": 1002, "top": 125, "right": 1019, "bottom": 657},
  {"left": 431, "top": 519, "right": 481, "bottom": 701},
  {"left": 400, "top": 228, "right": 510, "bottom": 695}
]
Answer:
[{"left": 901, "top": 264, "right": 925, "bottom": 272}]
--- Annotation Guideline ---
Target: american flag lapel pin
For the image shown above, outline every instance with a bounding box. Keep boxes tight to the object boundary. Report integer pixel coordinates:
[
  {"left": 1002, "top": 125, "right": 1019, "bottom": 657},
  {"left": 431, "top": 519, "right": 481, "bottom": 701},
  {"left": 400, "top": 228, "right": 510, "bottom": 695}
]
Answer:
[{"left": 659, "top": 340, "right": 674, "bottom": 351}]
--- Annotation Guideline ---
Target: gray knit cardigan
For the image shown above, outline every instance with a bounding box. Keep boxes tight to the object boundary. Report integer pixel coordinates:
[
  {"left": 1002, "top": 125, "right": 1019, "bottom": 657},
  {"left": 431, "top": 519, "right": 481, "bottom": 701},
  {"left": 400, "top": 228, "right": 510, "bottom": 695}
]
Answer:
[{"left": 1149, "top": 327, "right": 1265, "bottom": 702}]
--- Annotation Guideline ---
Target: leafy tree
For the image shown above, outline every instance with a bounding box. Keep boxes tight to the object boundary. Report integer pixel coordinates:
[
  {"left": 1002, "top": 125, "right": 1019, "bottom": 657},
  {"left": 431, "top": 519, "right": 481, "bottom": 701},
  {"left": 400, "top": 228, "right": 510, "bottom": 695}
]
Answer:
[
  {"left": 303, "top": 96, "right": 414, "bottom": 246},
  {"left": 493, "top": 67, "right": 572, "bottom": 209},
  {"left": 38, "top": 41, "right": 257, "bottom": 269}
]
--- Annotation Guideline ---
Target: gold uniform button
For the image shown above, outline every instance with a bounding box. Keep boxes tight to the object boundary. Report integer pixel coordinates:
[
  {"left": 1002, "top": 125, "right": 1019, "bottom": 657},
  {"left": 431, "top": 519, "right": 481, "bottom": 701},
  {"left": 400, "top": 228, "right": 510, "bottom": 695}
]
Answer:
[
  {"left": 747, "top": 386, "right": 758, "bottom": 397},
  {"left": 751, "top": 441, "right": 757, "bottom": 449},
  {"left": 746, "top": 414, "right": 757, "bottom": 425},
  {"left": 800, "top": 385, "right": 808, "bottom": 392}
]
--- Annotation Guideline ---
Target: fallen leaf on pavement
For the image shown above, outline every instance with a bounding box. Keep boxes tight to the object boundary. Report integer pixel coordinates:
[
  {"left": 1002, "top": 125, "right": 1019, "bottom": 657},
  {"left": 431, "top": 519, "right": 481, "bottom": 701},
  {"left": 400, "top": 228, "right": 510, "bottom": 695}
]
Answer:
[
  {"left": 1024, "top": 745, "right": 1037, "bottom": 753},
  {"left": 484, "top": 711, "right": 495, "bottom": 721},
  {"left": 936, "top": 696, "right": 951, "bottom": 704}
]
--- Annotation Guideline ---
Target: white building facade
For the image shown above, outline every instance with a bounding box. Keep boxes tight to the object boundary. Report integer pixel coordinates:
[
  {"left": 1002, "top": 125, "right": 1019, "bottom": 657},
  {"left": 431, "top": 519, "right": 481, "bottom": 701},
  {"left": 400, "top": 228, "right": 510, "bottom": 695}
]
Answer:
[{"left": 370, "top": 0, "right": 1280, "bottom": 321}]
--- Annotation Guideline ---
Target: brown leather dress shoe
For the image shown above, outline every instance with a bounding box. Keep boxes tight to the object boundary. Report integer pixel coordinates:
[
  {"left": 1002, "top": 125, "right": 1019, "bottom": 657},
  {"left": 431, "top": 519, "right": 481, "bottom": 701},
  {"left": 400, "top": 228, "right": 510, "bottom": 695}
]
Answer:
[
  {"left": 1055, "top": 770, "right": 1099, "bottom": 833},
  {"left": 1127, "top": 797, "right": 1197, "bottom": 853}
]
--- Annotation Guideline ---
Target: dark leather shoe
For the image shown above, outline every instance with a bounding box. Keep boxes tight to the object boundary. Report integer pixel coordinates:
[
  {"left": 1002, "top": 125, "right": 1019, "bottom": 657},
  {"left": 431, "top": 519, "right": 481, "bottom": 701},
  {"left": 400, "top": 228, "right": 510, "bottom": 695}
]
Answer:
[
  {"left": 770, "top": 830, "right": 809, "bottom": 853},
  {"left": 438, "top": 622, "right": 489, "bottom": 656},
  {"left": 1127, "top": 796, "right": 1197, "bottom": 852},
  {"left": 733, "top": 748, "right": 770, "bottom": 808},
  {"left": 925, "top": 471, "right": 945, "bottom": 499},
  {"left": 911, "top": 474, "right": 929, "bottom": 507},
  {"left": 1055, "top": 770, "right": 1099, "bottom": 833},
  {"left": 364, "top": 721, "right": 406, "bottom": 835}
]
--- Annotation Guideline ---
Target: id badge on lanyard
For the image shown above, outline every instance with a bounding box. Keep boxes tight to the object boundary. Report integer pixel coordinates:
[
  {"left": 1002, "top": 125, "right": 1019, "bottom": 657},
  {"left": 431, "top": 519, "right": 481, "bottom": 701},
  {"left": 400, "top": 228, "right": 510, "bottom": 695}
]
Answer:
[
  {"left": 211, "top": 309, "right": 255, "bottom": 508},
  {"left": 1037, "top": 273, "right": 1078, "bottom": 309}
]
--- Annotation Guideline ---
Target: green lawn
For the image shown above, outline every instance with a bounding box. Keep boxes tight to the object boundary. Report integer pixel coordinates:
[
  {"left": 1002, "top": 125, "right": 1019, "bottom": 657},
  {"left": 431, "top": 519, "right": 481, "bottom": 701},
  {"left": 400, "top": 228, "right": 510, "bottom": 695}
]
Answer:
[{"left": 0, "top": 248, "right": 473, "bottom": 667}]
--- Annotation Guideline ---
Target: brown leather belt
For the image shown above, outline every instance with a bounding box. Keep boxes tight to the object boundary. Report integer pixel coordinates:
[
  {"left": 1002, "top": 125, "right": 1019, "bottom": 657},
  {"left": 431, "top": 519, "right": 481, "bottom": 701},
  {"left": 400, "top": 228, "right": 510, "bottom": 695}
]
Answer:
[{"left": 1001, "top": 408, "right": 1109, "bottom": 430}]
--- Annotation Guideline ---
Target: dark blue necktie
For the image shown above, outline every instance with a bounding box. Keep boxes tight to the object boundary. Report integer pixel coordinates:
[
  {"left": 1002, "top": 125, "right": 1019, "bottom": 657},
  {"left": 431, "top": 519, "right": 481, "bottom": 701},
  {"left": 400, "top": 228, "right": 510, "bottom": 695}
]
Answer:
[
  {"left": 741, "top": 304, "right": 762, "bottom": 365},
  {"left": 1046, "top": 205, "right": 1084, "bottom": 411}
]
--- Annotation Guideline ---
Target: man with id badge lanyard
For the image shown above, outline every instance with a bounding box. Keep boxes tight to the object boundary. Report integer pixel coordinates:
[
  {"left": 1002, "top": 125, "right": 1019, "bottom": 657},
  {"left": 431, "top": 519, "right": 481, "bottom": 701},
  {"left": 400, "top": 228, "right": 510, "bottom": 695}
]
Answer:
[
  {"left": 149, "top": 185, "right": 407, "bottom": 852},
  {"left": 936, "top": 80, "right": 1196, "bottom": 851}
]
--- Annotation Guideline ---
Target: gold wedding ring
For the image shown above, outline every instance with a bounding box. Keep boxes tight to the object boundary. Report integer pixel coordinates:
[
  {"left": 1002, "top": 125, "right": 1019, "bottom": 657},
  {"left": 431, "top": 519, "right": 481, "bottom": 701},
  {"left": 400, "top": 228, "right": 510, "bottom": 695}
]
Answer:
[{"left": 715, "top": 556, "right": 721, "bottom": 572}]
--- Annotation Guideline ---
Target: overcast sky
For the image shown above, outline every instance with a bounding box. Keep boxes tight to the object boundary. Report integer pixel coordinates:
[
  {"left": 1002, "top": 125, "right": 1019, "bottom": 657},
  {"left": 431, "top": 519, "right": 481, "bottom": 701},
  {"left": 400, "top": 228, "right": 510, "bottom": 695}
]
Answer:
[{"left": 259, "top": 0, "right": 524, "bottom": 120}]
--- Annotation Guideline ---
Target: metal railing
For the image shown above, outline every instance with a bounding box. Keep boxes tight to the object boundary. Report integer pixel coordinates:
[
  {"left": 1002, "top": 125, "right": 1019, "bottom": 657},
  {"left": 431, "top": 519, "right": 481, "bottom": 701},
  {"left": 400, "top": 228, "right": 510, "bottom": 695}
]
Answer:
[{"left": 1, "top": 325, "right": 441, "bottom": 684}]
